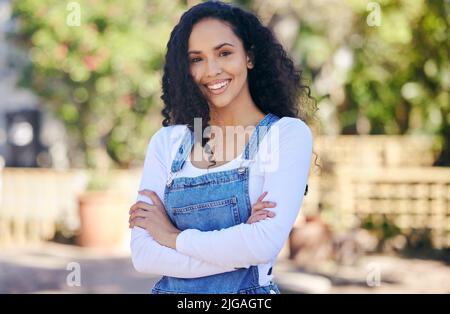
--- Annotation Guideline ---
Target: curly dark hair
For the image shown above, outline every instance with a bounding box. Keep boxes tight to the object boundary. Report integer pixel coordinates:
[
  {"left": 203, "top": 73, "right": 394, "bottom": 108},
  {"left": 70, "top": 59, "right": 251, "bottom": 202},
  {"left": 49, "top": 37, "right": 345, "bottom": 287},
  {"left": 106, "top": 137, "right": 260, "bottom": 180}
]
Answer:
[{"left": 160, "top": 1, "right": 316, "bottom": 151}]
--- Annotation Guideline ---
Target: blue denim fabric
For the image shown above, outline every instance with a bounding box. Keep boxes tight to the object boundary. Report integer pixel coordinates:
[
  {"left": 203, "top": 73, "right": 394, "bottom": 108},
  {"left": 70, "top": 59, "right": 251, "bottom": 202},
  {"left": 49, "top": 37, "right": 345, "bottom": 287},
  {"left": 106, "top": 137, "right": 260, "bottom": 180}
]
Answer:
[{"left": 151, "top": 113, "right": 281, "bottom": 294}]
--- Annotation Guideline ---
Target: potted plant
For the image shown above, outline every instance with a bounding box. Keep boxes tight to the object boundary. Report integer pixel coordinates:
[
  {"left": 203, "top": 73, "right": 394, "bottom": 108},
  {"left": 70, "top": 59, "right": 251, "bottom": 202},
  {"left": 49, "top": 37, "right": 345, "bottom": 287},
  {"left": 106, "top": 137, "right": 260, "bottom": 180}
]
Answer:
[{"left": 76, "top": 167, "right": 129, "bottom": 248}]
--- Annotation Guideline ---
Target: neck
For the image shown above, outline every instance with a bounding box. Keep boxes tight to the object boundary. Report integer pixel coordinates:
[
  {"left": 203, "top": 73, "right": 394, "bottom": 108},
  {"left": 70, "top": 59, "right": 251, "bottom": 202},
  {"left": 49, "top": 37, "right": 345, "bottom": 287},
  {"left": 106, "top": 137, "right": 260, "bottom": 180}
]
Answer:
[{"left": 208, "top": 84, "right": 265, "bottom": 128}]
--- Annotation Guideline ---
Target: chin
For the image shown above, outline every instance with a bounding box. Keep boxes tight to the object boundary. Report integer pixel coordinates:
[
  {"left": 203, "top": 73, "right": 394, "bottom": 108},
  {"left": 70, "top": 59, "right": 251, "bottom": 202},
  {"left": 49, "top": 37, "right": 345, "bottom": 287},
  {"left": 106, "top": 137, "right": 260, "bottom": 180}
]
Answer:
[{"left": 210, "top": 100, "right": 230, "bottom": 108}]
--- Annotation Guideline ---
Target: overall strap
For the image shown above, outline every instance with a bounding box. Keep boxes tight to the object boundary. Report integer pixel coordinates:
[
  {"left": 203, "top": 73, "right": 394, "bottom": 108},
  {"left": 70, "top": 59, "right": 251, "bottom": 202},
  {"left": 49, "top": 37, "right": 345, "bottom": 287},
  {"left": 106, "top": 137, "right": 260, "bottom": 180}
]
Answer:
[
  {"left": 170, "top": 126, "right": 195, "bottom": 173},
  {"left": 167, "top": 115, "right": 308, "bottom": 195},
  {"left": 243, "top": 113, "right": 280, "bottom": 161},
  {"left": 170, "top": 113, "right": 280, "bottom": 173},
  {"left": 240, "top": 113, "right": 308, "bottom": 196}
]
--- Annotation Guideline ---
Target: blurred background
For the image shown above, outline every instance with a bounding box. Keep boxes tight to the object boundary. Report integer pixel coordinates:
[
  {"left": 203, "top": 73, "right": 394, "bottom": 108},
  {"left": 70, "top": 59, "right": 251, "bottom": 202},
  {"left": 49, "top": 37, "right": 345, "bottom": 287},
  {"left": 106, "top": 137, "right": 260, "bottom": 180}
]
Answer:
[{"left": 0, "top": 0, "right": 449, "bottom": 293}]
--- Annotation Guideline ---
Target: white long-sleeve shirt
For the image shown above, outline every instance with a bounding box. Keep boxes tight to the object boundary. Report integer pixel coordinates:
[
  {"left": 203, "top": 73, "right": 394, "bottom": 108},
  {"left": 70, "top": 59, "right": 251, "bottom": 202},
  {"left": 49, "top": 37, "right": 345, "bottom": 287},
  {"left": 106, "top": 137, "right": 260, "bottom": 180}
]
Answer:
[{"left": 130, "top": 117, "right": 313, "bottom": 286}]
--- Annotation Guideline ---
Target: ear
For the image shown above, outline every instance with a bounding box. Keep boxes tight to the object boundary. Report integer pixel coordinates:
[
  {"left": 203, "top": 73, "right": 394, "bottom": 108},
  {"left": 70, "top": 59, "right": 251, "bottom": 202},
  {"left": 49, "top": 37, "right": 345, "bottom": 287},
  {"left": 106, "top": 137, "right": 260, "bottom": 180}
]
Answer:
[{"left": 246, "top": 48, "right": 255, "bottom": 70}]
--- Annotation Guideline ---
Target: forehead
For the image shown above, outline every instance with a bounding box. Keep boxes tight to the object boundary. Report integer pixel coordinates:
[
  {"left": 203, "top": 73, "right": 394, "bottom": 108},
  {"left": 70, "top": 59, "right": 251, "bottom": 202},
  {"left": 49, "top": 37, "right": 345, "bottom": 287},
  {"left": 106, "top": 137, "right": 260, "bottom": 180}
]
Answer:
[{"left": 188, "top": 18, "right": 241, "bottom": 49}]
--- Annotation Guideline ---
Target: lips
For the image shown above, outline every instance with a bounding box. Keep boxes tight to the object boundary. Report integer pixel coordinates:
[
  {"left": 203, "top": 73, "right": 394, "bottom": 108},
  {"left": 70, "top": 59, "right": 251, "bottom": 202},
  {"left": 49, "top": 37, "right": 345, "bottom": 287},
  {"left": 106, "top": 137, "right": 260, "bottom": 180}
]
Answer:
[{"left": 204, "top": 79, "right": 231, "bottom": 95}]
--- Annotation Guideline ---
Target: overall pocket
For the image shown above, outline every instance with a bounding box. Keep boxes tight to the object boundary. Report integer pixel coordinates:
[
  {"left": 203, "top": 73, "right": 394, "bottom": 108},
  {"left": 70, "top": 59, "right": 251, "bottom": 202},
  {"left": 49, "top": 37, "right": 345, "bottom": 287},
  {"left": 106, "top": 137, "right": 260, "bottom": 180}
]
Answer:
[{"left": 171, "top": 196, "right": 241, "bottom": 231}]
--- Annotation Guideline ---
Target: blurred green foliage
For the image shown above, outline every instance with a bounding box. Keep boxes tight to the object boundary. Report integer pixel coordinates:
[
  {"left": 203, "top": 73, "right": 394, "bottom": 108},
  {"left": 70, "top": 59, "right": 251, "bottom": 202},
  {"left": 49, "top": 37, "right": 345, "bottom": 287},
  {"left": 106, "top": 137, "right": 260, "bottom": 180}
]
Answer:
[
  {"left": 10, "top": 0, "right": 450, "bottom": 168},
  {"left": 346, "top": 1, "right": 449, "bottom": 143},
  {"left": 11, "top": 0, "right": 188, "bottom": 168},
  {"left": 294, "top": 0, "right": 450, "bottom": 164}
]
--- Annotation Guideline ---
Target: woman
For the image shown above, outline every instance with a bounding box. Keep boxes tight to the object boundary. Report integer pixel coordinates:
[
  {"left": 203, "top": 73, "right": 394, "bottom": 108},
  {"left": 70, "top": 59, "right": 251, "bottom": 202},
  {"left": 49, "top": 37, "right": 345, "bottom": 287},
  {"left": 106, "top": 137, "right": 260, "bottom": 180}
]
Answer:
[{"left": 128, "top": 1, "right": 314, "bottom": 294}]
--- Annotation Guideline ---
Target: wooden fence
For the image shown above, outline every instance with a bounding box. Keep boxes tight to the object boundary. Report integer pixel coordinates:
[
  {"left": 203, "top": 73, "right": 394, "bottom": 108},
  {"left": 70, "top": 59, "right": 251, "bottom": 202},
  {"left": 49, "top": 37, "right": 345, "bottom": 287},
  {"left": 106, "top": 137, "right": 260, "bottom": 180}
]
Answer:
[
  {"left": 1, "top": 135, "right": 449, "bottom": 248},
  {"left": 0, "top": 167, "right": 140, "bottom": 247},
  {"left": 334, "top": 166, "right": 450, "bottom": 248},
  {"left": 298, "top": 135, "right": 449, "bottom": 248}
]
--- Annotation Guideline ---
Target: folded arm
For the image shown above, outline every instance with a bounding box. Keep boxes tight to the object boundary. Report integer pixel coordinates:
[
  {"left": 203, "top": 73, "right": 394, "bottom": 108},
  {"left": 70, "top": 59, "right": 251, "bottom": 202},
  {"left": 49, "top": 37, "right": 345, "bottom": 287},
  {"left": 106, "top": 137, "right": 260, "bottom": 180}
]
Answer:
[
  {"left": 175, "top": 120, "right": 313, "bottom": 268},
  {"left": 130, "top": 127, "right": 237, "bottom": 278},
  {"left": 131, "top": 225, "right": 236, "bottom": 278}
]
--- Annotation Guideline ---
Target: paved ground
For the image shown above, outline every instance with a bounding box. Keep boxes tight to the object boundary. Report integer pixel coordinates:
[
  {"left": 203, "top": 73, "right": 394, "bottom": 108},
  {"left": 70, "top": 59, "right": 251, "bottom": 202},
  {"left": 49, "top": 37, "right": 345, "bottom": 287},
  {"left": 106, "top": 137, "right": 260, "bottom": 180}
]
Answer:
[
  {"left": 0, "top": 242, "right": 449, "bottom": 294},
  {"left": 0, "top": 242, "right": 158, "bottom": 294}
]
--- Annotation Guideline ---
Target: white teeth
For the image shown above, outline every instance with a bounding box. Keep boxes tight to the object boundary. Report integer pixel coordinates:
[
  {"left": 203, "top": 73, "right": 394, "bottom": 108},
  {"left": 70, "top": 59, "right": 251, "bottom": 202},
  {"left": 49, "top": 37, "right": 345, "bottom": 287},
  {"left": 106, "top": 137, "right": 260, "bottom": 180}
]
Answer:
[{"left": 207, "top": 80, "right": 229, "bottom": 90}]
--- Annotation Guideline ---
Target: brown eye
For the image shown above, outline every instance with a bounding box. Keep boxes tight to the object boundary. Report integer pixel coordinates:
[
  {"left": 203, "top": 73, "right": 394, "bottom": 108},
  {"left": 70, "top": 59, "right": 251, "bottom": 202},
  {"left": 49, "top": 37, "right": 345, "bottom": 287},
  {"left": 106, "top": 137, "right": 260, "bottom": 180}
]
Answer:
[
  {"left": 220, "top": 51, "right": 231, "bottom": 57},
  {"left": 190, "top": 57, "right": 202, "bottom": 63}
]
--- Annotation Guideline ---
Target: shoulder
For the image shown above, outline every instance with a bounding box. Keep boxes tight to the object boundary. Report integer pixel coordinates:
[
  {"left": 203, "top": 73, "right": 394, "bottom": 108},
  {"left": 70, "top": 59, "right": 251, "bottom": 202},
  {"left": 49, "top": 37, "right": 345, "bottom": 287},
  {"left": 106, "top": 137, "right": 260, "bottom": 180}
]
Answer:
[
  {"left": 146, "top": 124, "right": 189, "bottom": 167},
  {"left": 149, "top": 124, "right": 189, "bottom": 148},
  {"left": 254, "top": 116, "right": 313, "bottom": 174},
  {"left": 272, "top": 117, "right": 313, "bottom": 143}
]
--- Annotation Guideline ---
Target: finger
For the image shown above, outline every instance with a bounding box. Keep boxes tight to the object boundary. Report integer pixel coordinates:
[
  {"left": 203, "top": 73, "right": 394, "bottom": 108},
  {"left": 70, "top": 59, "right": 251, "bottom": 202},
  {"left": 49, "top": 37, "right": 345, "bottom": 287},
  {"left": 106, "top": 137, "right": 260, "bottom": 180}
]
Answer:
[
  {"left": 247, "top": 212, "right": 268, "bottom": 223},
  {"left": 253, "top": 211, "right": 273, "bottom": 219},
  {"left": 251, "top": 202, "right": 266, "bottom": 213},
  {"left": 128, "top": 208, "right": 152, "bottom": 219},
  {"left": 139, "top": 190, "right": 163, "bottom": 207},
  {"left": 250, "top": 209, "right": 272, "bottom": 217},
  {"left": 130, "top": 209, "right": 152, "bottom": 221},
  {"left": 129, "top": 216, "right": 146, "bottom": 228},
  {"left": 247, "top": 213, "right": 269, "bottom": 224},
  {"left": 129, "top": 201, "right": 154, "bottom": 212},
  {"left": 253, "top": 211, "right": 275, "bottom": 221},
  {"left": 129, "top": 201, "right": 156, "bottom": 214},
  {"left": 252, "top": 201, "right": 277, "bottom": 210},
  {"left": 247, "top": 209, "right": 276, "bottom": 223},
  {"left": 251, "top": 201, "right": 277, "bottom": 214},
  {"left": 256, "top": 191, "right": 268, "bottom": 203},
  {"left": 131, "top": 217, "right": 146, "bottom": 229}
]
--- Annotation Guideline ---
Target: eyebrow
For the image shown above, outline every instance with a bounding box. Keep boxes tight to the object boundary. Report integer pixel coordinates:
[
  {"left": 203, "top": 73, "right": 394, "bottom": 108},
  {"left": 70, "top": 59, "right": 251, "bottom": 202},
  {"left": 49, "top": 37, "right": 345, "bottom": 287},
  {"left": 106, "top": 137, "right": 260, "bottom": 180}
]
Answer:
[{"left": 188, "top": 42, "right": 235, "bottom": 55}]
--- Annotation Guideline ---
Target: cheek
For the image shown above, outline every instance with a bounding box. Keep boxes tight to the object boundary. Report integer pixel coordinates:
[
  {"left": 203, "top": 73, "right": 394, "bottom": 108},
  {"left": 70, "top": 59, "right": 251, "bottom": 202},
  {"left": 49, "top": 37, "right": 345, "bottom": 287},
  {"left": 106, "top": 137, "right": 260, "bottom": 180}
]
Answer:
[
  {"left": 227, "top": 58, "right": 248, "bottom": 80},
  {"left": 190, "top": 67, "right": 202, "bottom": 84},
  {"left": 188, "top": 57, "right": 247, "bottom": 85}
]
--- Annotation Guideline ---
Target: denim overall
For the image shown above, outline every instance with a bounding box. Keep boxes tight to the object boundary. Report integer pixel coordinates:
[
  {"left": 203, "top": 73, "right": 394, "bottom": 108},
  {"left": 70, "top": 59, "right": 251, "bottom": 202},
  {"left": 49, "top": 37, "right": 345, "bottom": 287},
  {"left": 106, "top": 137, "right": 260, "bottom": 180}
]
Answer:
[{"left": 151, "top": 113, "right": 282, "bottom": 294}]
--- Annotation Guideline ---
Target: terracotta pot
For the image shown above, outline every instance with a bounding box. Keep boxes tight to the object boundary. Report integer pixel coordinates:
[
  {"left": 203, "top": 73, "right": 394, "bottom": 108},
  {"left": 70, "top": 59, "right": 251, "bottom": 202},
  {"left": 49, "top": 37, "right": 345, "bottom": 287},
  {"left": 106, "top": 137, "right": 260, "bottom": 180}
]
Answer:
[{"left": 77, "top": 191, "right": 129, "bottom": 248}]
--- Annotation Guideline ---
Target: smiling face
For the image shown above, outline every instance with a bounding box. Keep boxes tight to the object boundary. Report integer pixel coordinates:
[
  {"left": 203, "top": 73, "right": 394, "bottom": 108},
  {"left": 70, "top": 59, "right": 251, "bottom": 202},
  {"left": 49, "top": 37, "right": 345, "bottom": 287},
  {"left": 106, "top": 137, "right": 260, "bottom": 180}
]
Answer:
[{"left": 188, "top": 18, "right": 254, "bottom": 109}]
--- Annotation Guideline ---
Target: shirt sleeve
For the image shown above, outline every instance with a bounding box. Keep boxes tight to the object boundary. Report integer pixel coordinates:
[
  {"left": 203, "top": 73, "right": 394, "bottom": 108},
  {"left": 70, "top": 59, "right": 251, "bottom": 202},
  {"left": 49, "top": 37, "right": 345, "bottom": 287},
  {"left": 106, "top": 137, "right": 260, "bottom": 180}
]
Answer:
[
  {"left": 130, "top": 126, "right": 237, "bottom": 278},
  {"left": 175, "top": 119, "right": 313, "bottom": 268}
]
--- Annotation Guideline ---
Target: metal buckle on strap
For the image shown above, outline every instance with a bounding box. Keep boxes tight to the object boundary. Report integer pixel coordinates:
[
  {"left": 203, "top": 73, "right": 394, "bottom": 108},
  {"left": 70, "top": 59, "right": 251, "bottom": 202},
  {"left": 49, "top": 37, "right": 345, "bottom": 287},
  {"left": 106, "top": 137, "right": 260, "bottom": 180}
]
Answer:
[{"left": 238, "top": 158, "right": 252, "bottom": 174}]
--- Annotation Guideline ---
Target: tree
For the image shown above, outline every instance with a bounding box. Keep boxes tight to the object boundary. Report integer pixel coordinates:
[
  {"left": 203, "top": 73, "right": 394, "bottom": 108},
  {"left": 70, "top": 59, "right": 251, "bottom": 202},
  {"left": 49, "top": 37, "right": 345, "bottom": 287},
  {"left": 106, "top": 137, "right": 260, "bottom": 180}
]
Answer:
[
  {"left": 291, "top": 0, "right": 449, "bottom": 165},
  {"left": 11, "top": 0, "right": 187, "bottom": 169}
]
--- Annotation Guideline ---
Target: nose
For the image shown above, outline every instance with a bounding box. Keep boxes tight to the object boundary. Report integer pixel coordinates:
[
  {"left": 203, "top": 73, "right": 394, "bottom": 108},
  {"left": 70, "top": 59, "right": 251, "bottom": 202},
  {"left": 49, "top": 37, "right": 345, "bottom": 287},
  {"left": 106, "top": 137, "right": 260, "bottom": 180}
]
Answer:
[{"left": 205, "top": 58, "right": 222, "bottom": 77}]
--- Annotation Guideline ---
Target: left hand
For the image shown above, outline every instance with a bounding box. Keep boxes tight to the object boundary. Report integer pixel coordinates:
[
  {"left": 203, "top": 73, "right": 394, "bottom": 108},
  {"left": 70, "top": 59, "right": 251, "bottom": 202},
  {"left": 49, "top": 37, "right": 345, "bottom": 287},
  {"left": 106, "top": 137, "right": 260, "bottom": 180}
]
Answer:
[
  {"left": 129, "top": 189, "right": 181, "bottom": 249},
  {"left": 246, "top": 191, "right": 276, "bottom": 224}
]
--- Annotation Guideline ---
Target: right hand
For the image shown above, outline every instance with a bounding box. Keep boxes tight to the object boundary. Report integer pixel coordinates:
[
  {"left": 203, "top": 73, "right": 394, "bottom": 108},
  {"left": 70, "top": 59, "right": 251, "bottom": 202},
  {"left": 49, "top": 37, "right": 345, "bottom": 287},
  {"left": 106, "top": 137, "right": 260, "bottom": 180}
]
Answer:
[{"left": 246, "top": 191, "right": 277, "bottom": 224}]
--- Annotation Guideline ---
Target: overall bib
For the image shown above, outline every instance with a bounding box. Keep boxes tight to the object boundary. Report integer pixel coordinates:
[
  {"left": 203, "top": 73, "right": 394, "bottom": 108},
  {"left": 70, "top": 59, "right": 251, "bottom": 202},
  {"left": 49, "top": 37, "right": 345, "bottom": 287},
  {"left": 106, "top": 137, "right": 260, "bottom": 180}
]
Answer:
[{"left": 151, "top": 113, "right": 282, "bottom": 294}]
